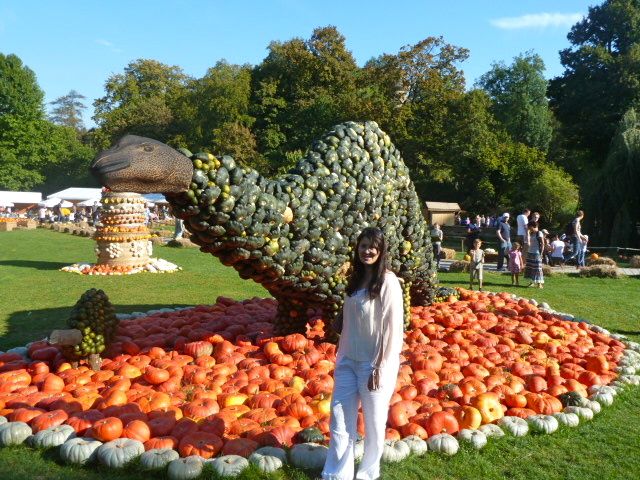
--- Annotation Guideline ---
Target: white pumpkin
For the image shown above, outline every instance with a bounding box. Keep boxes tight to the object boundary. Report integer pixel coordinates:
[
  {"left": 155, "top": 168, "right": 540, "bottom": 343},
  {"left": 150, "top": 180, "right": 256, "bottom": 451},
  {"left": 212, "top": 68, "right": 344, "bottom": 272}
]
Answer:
[
  {"left": 457, "top": 429, "right": 487, "bottom": 449},
  {"left": 527, "top": 415, "right": 559, "bottom": 434},
  {"left": 210, "top": 455, "right": 249, "bottom": 477},
  {"left": 589, "top": 385, "right": 617, "bottom": 397},
  {"left": 553, "top": 412, "right": 580, "bottom": 428},
  {"left": 619, "top": 374, "right": 640, "bottom": 385},
  {"left": 0, "top": 421, "right": 32, "bottom": 446},
  {"left": 590, "top": 391, "right": 614, "bottom": 407},
  {"left": 0, "top": 416, "right": 7, "bottom": 425},
  {"left": 563, "top": 406, "right": 594, "bottom": 421},
  {"left": 96, "top": 438, "right": 145, "bottom": 468},
  {"left": 479, "top": 424, "right": 505, "bottom": 438},
  {"left": 402, "top": 435, "right": 428, "bottom": 455},
  {"left": 289, "top": 442, "right": 329, "bottom": 470},
  {"left": 382, "top": 439, "right": 411, "bottom": 462},
  {"left": 498, "top": 416, "right": 529, "bottom": 437},
  {"left": 254, "top": 446, "right": 287, "bottom": 463},
  {"left": 59, "top": 437, "right": 103, "bottom": 465},
  {"left": 248, "top": 451, "right": 283, "bottom": 473},
  {"left": 427, "top": 434, "right": 459, "bottom": 456},
  {"left": 140, "top": 448, "right": 180, "bottom": 471},
  {"left": 168, "top": 456, "right": 204, "bottom": 480},
  {"left": 585, "top": 399, "right": 602, "bottom": 414},
  {"left": 28, "top": 424, "right": 75, "bottom": 448}
]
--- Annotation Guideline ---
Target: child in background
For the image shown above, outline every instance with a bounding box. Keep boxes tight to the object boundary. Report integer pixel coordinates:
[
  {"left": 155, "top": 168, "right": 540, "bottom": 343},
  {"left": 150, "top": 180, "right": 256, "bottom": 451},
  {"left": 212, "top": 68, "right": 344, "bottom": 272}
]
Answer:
[
  {"left": 469, "top": 238, "right": 485, "bottom": 291},
  {"left": 508, "top": 242, "right": 524, "bottom": 286}
]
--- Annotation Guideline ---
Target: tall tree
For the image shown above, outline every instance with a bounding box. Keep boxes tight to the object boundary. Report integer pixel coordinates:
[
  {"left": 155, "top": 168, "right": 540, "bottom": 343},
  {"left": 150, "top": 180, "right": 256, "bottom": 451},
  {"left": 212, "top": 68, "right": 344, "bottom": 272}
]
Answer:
[
  {"left": 92, "top": 59, "right": 190, "bottom": 149},
  {"left": 0, "top": 53, "right": 44, "bottom": 119},
  {"left": 477, "top": 52, "right": 553, "bottom": 152},
  {"left": 49, "top": 90, "right": 87, "bottom": 132},
  {"left": 549, "top": 0, "right": 640, "bottom": 173}
]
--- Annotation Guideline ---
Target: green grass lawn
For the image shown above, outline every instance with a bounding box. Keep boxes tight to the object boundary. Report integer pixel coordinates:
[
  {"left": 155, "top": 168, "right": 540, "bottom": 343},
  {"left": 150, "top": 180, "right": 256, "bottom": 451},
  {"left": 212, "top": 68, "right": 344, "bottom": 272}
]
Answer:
[{"left": 0, "top": 229, "right": 639, "bottom": 480}]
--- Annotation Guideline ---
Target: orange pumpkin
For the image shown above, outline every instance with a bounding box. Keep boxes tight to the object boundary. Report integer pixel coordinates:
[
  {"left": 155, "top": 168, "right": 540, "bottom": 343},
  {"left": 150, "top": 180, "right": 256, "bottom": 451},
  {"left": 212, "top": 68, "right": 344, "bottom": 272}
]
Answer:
[{"left": 92, "top": 417, "right": 123, "bottom": 442}]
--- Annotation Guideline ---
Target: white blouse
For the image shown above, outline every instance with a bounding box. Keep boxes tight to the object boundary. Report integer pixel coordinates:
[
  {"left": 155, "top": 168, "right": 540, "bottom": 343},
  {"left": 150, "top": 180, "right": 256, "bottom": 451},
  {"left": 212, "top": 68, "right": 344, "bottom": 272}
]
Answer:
[{"left": 337, "top": 271, "right": 404, "bottom": 369}]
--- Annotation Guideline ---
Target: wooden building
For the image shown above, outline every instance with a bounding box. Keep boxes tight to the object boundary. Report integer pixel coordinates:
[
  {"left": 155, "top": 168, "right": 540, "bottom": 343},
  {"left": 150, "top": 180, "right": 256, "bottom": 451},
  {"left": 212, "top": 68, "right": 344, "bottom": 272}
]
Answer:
[{"left": 423, "top": 201, "right": 461, "bottom": 226}]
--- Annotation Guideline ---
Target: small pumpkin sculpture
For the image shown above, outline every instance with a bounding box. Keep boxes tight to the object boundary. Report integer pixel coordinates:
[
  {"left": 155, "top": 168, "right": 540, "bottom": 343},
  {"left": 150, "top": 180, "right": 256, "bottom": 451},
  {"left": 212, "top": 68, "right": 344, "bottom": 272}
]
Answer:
[
  {"left": 0, "top": 421, "right": 32, "bottom": 446},
  {"left": 479, "top": 424, "right": 505, "bottom": 438},
  {"left": 563, "top": 406, "right": 594, "bottom": 421},
  {"left": 96, "top": 438, "right": 145, "bottom": 468},
  {"left": 553, "top": 412, "right": 580, "bottom": 428},
  {"left": 402, "top": 435, "right": 428, "bottom": 455},
  {"left": 140, "top": 448, "right": 180, "bottom": 471},
  {"left": 382, "top": 439, "right": 411, "bottom": 463},
  {"left": 167, "top": 455, "right": 204, "bottom": 480},
  {"left": 28, "top": 424, "right": 75, "bottom": 448},
  {"left": 289, "top": 442, "right": 329, "bottom": 470},
  {"left": 457, "top": 429, "right": 487, "bottom": 449},
  {"left": 59, "top": 437, "right": 103, "bottom": 465},
  {"left": 498, "top": 416, "right": 529, "bottom": 437},
  {"left": 209, "top": 454, "right": 250, "bottom": 477},
  {"left": 427, "top": 433, "right": 459, "bottom": 456},
  {"left": 248, "top": 451, "right": 283, "bottom": 473},
  {"left": 527, "top": 415, "right": 559, "bottom": 434}
]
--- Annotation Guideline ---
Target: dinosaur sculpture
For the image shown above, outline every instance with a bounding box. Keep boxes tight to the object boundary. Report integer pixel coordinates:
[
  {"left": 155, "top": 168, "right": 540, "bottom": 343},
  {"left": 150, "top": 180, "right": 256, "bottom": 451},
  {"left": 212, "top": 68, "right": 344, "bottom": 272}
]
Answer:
[{"left": 91, "top": 121, "right": 437, "bottom": 334}]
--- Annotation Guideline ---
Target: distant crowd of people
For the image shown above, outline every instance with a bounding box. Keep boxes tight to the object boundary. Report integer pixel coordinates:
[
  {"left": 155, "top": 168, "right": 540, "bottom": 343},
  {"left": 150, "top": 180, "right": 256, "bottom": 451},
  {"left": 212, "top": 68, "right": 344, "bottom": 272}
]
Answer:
[
  {"left": 30, "top": 203, "right": 173, "bottom": 226},
  {"left": 435, "top": 209, "right": 590, "bottom": 291}
]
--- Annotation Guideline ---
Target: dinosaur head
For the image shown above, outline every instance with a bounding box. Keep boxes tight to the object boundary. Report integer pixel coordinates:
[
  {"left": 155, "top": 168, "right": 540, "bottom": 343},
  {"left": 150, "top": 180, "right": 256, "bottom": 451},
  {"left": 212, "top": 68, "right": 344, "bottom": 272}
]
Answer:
[{"left": 91, "top": 135, "right": 193, "bottom": 193}]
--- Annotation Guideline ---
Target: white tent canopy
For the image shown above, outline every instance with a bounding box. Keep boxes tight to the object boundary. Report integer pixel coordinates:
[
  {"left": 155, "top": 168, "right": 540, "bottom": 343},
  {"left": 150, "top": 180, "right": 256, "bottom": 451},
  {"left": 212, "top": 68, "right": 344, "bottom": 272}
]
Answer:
[
  {"left": 47, "top": 188, "right": 102, "bottom": 202},
  {"left": 77, "top": 198, "right": 102, "bottom": 207},
  {"left": 39, "top": 198, "right": 73, "bottom": 208},
  {"left": 0, "top": 191, "right": 42, "bottom": 206}
]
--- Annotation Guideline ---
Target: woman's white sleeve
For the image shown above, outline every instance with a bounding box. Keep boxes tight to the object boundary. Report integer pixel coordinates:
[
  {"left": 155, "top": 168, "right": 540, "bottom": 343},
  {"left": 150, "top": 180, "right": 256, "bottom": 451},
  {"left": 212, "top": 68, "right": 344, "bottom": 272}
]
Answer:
[{"left": 375, "top": 275, "right": 404, "bottom": 369}]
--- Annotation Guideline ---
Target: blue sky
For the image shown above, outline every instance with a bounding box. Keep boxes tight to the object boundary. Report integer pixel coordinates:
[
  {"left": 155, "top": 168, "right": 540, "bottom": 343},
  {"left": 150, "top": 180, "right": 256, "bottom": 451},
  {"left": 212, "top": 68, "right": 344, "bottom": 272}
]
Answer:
[{"left": 0, "top": 1, "right": 594, "bottom": 127}]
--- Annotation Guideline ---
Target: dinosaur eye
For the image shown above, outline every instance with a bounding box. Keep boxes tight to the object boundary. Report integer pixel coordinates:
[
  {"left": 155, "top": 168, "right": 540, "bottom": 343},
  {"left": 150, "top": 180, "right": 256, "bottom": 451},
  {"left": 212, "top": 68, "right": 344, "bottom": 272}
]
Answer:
[{"left": 143, "top": 145, "right": 154, "bottom": 152}]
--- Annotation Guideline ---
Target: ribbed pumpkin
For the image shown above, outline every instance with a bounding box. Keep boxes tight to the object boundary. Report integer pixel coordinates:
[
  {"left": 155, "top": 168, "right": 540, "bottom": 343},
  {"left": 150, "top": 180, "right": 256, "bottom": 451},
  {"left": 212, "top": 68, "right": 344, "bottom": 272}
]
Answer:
[{"left": 59, "top": 437, "right": 102, "bottom": 465}]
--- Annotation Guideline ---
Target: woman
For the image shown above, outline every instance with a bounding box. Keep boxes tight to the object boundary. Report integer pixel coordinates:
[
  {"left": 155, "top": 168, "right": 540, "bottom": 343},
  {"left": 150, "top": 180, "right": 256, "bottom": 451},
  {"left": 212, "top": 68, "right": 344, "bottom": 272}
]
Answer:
[
  {"left": 322, "top": 227, "right": 404, "bottom": 480},
  {"left": 523, "top": 220, "right": 545, "bottom": 288}
]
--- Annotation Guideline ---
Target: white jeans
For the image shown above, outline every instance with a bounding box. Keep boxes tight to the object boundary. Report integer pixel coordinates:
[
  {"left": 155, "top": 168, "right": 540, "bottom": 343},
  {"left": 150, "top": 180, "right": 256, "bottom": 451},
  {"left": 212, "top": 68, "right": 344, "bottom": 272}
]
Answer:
[{"left": 322, "top": 356, "right": 398, "bottom": 480}]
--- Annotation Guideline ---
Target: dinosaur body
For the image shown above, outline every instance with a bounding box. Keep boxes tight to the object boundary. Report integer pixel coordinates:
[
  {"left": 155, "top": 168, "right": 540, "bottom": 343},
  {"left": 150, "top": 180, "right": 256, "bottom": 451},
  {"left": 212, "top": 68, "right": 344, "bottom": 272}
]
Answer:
[{"left": 92, "top": 121, "right": 437, "bottom": 334}]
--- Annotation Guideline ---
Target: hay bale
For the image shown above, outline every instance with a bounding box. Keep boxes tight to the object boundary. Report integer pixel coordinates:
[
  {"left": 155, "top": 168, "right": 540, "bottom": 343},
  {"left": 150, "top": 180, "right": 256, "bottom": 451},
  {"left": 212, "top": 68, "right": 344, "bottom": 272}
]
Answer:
[
  {"left": 577, "top": 265, "right": 620, "bottom": 278},
  {"left": 441, "top": 248, "right": 456, "bottom": 260},
  {"left": 166, "top": 237, "right": 197, "bottom": 248},
  {"left": 541, "top": 264, "right": 554, "bottom": 277},
  {"left": 150, "top": 236, "right": 167, "bottom": 246},
  {"left": 448, "top": 260, "right": 470, "bottom": 273},
  {"left": 629, "top": 255, "right": 640, "bottom": 268},
  {"left": 587, "top": 256, "right": 617, "bottom": 267}
]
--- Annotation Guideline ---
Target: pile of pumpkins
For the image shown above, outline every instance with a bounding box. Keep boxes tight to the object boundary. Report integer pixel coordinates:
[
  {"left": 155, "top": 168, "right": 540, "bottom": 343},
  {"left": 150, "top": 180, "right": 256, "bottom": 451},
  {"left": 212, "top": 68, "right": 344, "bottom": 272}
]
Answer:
[{"left": 1, "top": 291, "right": 639, "bottom": 478}]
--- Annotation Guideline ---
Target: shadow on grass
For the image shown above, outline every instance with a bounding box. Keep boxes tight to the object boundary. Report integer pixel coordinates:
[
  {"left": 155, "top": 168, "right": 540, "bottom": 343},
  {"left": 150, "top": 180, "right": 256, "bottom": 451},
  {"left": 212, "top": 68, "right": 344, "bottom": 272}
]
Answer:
[
  {"left": 0, "top": 259, "right": 70, "bottom": 271},
  {"left": 0, "top": 303, "right": 195, "bottom": 351}
]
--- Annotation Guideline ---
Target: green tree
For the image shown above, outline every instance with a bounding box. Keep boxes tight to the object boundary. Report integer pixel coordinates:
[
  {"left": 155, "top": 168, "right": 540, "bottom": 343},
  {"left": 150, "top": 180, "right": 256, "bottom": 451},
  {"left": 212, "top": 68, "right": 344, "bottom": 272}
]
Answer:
[
  {"left": 589, "top": 108, "right": 640, "bottom": 246},
  {"left": 49, "top": 90, "right": 87, "bottom": 132},
  {"left": 0, "top": 53, "right": 44, "bottom": 119},
  {"left": 549, "top": 0, "right": 640, "bottom": 173},
  {"left": 477, "top": 51, "right": 553, "bottom": 152},
  {"left": 92, "top": 59, "right": 190, "bottom": 149}
]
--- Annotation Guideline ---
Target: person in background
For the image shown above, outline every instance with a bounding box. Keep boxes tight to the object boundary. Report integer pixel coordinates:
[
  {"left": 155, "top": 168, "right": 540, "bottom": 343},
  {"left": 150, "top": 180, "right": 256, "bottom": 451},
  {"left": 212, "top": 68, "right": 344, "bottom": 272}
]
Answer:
[
  {"left": 322, "top": 228, "right": 403, "bottom": 480},
  {"left": 524, "top": 220, "right": 545, "bottom": 288},
  {"left": 430, "top": 223, "right": 443, "bottom": 268},
  {"left": 549, "top": 234, "right": 565, "bottom": 266},
  {"left": 568, "top": 210, "right": 587, "bottom": 265},
  {"left": 508, "top": 242, "right": 524, "bottom": 286},
  {"left": 38, "top": 205, "right": 46, "bottom": 224},
  {"left": 469, "top": 238, "right": 485, "bottom": 291},
  {"left": 516, "top": 208, "right": 530, "bottom": 245},
  {"left": 495, "top": 213, "right": 511, "bottom": 272},
  {"left": 578, "top": 234, "right": 589, "bottom": 267},
  {"left": 532, "top": 211, "right": 541, "bottom": 223},
  {"left": 466, "top": 216, "right": 481, "bottom": 252},
  {"left": 540, "top": 229, "right": 550, "bottom": 265},
  {"left": 454, "top": 213, "right": 461, "bottom": 225}
]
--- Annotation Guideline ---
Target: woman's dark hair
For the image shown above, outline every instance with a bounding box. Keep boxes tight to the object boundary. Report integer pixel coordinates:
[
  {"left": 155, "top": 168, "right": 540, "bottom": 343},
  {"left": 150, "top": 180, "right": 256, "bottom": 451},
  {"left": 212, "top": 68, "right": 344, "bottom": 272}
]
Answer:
[
  {"left": 346, "top": 227, "right": 388, "bottom": 299},
  {"left": 527, "top": 220, "right": 538, "bottom": 229}
]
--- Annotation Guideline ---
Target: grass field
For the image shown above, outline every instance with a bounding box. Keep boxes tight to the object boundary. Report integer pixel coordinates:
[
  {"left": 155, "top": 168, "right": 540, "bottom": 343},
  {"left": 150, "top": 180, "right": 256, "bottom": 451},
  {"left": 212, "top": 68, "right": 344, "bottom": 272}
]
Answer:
[{"left": 0, "top": 229, "right": 638, "bottom": 480}]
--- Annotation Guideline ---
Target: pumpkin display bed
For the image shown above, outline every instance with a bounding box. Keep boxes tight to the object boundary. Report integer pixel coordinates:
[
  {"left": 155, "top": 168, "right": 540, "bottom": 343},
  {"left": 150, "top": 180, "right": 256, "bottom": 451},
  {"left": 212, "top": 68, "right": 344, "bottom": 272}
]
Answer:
[{"left": 0, "top": 289, "right": 638, "bottom": 477}]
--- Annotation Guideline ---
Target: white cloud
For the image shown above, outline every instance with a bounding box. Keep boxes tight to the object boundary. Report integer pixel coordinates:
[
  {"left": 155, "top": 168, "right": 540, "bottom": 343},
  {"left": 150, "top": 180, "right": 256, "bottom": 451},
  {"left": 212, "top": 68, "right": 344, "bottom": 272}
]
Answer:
[
  {"left": 491, "top": 12, "right": 584, "bottom": 30},
  {"left": 95, "top": 39, "right": 122, "bottom": 53}
]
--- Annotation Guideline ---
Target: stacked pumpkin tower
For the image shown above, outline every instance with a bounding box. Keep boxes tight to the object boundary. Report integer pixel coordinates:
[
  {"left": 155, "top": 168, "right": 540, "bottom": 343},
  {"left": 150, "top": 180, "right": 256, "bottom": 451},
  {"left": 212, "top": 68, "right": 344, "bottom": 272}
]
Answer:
[
  {"left": 60, "top": 190, "right": 180, "bottom": 275},
  {"left": 94, "top": 192, "right": 152, "bottom": 268}
]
